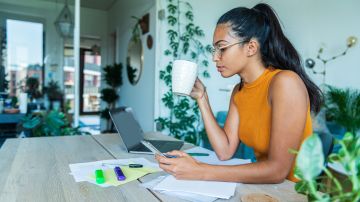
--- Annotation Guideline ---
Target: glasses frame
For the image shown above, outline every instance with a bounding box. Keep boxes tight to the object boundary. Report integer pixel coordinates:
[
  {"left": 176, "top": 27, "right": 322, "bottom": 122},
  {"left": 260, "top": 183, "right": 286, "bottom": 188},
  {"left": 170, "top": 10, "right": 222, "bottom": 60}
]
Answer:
[{"left": 212, "top": 40, "right": 248, "bottom": 58}]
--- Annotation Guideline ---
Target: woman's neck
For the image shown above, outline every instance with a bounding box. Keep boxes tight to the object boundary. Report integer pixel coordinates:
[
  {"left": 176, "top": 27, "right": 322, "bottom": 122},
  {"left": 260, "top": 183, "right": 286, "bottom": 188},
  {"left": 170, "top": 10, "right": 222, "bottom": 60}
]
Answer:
[{"left": 239, "top": 62, "right": 267, "bottom": 84}]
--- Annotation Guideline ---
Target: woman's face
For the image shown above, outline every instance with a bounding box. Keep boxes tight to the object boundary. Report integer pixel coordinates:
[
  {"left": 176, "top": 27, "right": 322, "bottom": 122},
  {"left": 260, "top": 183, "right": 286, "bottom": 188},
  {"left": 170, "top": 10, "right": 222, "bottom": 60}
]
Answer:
[{"left": 212, "top": 23, "right": 248, "bottom": 78}]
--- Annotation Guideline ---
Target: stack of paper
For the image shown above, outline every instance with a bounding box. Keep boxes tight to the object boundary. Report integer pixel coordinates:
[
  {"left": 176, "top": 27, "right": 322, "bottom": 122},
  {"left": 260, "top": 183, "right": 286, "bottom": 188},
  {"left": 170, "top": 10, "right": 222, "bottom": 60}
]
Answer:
[
  {"left": 69, "top": 158, "right": 160, "bottom": 187},
  {"left": 153, "top": 175, "right": 236, "bottom": 199},
  {"left": 147, "top": 146, "right": 251, "bottom": 201}
]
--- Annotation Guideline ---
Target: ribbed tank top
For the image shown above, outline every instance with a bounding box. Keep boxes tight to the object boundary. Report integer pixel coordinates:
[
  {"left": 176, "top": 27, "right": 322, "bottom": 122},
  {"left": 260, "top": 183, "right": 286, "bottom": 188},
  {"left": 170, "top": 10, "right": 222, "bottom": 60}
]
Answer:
[{"left": 233, "top": 67, "right": 312, "bottom": 182}]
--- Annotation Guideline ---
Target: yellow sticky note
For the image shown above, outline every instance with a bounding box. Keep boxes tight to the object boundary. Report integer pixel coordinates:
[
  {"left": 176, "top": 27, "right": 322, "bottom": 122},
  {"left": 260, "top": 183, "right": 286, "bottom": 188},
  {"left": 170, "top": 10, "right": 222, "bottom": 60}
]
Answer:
[{"left": 90, "top": 167, "right": 159, "bottom": 186}]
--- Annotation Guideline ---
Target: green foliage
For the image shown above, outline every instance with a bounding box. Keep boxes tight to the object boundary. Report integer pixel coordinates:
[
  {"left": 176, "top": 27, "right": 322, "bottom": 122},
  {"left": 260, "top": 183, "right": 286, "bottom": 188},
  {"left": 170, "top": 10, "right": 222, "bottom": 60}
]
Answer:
[
  {"left": 126, "top": 64, "right": 138, "bottom": 85},
  {"left": 325, "top": 85, "right": 360, "bottom": 134},
  {"left": 294, "top": 133, "right": 360, "bottom": 201},
  {"left": 156, "top": 0, "right": 212, "bottom": 145},
  {"left": 19, "top": 110, "right": 90, "bottom": 137},
  {"left": 43, "top": 80, "right": 63, "bottom": 101},
  {"left": 100, "top": 63, "right": 123, "bottom": 130},
  {"left": 100, "top": 88, "right": 119, "bottom": 104},
  {"left": 296, "top": 135, "right": 324, "bottom": 181},
  {"left": 103, "top": 63, "right": 123, "bottom": 88},
  {"left": 26, "top": 77, "right": 42, "bottom": 100}
]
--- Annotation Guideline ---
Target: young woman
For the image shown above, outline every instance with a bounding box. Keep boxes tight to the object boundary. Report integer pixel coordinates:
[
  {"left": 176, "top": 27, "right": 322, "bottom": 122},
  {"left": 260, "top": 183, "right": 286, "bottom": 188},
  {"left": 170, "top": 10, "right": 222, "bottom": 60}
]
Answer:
[{"left": 156, "top": 3, "right": 322, "bottom": 183}]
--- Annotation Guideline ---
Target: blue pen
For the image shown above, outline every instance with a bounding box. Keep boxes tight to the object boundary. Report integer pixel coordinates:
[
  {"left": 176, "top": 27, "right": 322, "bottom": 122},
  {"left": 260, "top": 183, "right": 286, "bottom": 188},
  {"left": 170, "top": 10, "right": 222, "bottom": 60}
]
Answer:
[{"left": 114, "top": 166, "right": 126, "bottom": 181}]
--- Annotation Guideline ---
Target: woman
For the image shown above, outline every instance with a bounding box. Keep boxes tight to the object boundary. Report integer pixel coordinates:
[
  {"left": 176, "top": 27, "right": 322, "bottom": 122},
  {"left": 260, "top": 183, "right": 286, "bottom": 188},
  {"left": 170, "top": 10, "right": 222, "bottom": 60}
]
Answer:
[{"left": 156, "top": 3, "right": 322, "bottom": 183}]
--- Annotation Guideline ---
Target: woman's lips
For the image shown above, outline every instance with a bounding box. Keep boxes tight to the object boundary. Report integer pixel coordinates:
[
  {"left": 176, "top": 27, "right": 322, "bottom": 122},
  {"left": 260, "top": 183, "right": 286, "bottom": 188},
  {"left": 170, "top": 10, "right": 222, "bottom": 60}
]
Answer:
[{"left": 217, "top": 66, "right": 225, "bottom": 72}]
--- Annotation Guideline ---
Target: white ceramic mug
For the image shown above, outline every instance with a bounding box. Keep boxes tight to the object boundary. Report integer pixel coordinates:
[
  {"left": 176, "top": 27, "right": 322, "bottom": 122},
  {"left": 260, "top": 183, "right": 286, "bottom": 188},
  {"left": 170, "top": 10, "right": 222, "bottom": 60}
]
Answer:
[{"left": 172, "top": 60, "right": 198, "bottom": 96}]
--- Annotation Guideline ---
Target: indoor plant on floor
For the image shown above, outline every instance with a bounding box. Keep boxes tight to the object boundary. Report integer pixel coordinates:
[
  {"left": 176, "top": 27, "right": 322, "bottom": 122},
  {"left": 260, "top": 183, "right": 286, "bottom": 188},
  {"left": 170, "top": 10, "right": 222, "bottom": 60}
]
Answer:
[
  {"left": 325, "top": 86, "right": 360, "bottom": 136},
  {"left": 100, "top": 63, "right": 123, "bottom": 132}
]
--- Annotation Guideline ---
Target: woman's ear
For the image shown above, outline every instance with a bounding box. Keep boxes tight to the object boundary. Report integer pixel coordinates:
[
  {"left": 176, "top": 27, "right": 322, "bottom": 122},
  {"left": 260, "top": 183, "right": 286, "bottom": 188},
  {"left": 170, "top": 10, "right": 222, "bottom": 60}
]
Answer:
[{"left": 246, "top": 39, "right": 259, "bottom": 57}]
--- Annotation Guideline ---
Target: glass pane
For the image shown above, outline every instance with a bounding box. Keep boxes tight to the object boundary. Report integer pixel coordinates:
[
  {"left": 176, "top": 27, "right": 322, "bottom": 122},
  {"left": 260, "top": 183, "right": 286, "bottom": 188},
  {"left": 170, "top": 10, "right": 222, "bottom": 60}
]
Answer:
[
  {"left": 83, "top": 50, "right": 101, "bottom": 113},
  {"left": 6, "top": 19, "right": 43, "bottom": 98},
  {"left": 64, "top": 47, "right": 74, "bottom": 113}
]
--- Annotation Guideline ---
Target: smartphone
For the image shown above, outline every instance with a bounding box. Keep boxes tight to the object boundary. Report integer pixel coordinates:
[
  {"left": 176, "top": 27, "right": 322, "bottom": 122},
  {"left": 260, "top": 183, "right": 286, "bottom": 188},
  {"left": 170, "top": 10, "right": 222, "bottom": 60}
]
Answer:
[{"left": 141, "top": 140, "right": 177, "bottom": 158}]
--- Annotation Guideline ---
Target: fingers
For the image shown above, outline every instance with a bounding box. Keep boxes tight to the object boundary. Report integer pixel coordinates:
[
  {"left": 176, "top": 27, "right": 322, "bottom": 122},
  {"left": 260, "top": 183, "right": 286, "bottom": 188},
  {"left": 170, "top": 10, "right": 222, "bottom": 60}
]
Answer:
[
  {"left": 166, "top": 150, "right": 189, "bottom": 157},
  {"left": 156, "top": 154, "right": 176, "bottom": 165}
]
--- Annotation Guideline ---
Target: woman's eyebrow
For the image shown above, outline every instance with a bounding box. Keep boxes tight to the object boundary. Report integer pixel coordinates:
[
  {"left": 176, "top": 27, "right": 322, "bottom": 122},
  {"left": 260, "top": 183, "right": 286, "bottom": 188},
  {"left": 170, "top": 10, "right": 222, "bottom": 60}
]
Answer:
[{"left": 213, "top": 40, "right": 228, "bottom": 46}]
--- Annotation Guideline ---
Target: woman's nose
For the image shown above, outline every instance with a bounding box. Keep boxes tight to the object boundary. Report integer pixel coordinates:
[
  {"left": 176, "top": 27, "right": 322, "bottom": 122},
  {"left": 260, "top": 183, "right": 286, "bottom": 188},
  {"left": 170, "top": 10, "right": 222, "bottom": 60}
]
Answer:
[{"left": 212, "top": 53, "right": 220, "bottom": 62}]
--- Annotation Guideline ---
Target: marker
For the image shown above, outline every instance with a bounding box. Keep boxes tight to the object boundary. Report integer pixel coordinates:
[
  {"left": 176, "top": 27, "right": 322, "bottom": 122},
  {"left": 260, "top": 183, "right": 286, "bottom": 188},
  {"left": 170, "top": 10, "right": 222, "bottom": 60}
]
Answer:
[
  {"left": 114, "top": 166, "right": 126, "bottom": 181},
  {"left": 187, "top": 152, "right": 210, "bottom": 156},
  {"left": 95, "top": 169, "right": 105, "bottom": 184}
]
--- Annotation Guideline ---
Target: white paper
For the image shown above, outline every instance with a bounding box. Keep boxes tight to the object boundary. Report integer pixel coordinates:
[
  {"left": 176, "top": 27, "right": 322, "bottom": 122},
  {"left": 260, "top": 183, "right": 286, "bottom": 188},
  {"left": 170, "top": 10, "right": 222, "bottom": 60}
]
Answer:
[
  {"left": 68, "top": 158, "right": 160, "bottom": 186},
  {"left": 141, "top": 176, "right": 217, "bottom": 202},
  {"left": 185, "top": 147, "right": 252, "bottom": 165},
  {"left": 153, "top": 175, "right": 236, "bottom": 199}
]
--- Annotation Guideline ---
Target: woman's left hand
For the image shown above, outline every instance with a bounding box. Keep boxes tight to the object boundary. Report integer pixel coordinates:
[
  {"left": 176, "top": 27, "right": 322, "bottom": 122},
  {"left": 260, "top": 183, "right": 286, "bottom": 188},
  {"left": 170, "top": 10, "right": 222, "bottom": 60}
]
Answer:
[{"left": 155, "top": 150, "right": 205, "bottom": 180}]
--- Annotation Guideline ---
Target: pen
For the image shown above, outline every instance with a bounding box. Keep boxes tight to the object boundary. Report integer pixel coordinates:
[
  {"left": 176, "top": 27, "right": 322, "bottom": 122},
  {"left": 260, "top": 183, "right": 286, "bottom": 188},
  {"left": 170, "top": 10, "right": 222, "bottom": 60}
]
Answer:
[
  {"left": 114, "top": 166, "right": 126, "bottom": 181},
  {"left": 102, "top": 163, "right": 143, "bottom": 168},
  {"left": 187, "top": 152, "right": 210, "bottom": 156},
  {"left": 95, "top": 169, "right": 105, "bottom": 184}
]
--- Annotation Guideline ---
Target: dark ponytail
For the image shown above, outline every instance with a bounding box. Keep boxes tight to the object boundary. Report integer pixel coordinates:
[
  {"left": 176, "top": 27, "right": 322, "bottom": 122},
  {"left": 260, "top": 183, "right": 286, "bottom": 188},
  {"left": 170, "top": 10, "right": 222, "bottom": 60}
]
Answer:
[{"left": 217, "top": 3, "right": 323, "bottom": 112}]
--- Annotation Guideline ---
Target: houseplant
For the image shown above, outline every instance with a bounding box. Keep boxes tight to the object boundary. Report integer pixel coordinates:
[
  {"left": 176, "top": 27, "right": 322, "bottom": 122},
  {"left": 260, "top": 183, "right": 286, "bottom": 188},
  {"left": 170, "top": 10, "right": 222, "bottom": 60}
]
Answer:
[
  {"left": 325, "top": 86, "right": 360, "bottom": 135},
  {"left": 293, "top": 132, "right": 360, "bottom": 201},
  {"left": 155, "top": 0, "right": 212, "bottom": 145},
  {"left": 18, "top": 110, "right": 90, "bottom": 136},
  {"left": 26, "top": 77, "right": 42, "bottom": 101},
  {"left": 43, "top": 80, "right": 64, "bottom": 110},
  {"left": 100, "top": 63, "right": 123, "bottom": 132}
]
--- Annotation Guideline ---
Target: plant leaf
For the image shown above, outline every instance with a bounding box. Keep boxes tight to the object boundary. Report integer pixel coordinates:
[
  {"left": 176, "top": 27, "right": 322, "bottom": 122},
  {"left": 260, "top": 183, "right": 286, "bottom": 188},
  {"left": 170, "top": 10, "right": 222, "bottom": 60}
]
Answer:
[{"left": 296, "top": 134, "right": 324, "bottom": 181}]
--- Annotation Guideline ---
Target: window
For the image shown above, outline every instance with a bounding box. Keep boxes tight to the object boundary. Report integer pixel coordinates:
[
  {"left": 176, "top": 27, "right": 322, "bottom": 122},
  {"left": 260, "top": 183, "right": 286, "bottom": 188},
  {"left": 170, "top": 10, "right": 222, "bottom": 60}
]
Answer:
[{"left": 6, "top": 19, "right": 43, "bottom": 97}]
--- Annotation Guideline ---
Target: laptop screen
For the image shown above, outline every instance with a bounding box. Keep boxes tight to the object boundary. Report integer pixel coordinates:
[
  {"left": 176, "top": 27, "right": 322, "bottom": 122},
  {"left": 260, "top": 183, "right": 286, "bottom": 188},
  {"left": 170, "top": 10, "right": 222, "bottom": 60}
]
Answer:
[{"left": 109, "top": 110, "right": 144, "bottom": 150}]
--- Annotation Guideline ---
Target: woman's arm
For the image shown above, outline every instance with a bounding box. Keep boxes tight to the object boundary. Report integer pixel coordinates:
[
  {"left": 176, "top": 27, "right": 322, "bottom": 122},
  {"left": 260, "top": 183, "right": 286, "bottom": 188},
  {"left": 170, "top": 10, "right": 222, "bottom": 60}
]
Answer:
[
  {"left": 191, "top": 79, "right": 240, "bottom": 160},
  {"left": 158, "top": 71, "right": 309, "bottom": 183}
]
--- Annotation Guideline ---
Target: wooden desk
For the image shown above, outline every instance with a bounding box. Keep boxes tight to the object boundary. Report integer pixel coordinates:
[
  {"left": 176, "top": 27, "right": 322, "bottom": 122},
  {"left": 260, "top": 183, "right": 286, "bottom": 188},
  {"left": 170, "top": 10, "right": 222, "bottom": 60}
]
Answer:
[
  {"left": 0, "top": 135, "right": 158, "bottom": 202},
  {"left": 0, "top": 133, "right": 307, "bottom": 201},
  {"left": 93, "top": 133, "right": 307, "bottom": 202}
]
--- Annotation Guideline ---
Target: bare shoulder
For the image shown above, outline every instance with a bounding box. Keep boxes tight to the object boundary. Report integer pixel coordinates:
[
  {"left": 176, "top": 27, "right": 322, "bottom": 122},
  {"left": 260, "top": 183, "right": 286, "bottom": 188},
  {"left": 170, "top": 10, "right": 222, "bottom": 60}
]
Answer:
[
  {"left": 270, "top": 70, "right": 306, "bottom": 90},
  {"left": 269, "top": 70, "right": 308, "bottom": 101}
]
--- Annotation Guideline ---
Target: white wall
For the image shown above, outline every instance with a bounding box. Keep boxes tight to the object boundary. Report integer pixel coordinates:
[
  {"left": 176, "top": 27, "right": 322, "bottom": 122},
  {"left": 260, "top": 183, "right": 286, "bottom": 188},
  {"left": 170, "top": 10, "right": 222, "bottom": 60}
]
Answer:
[
  {"left": 107, "top": 0, "right": 156, "bottom": 132},
  {"left": 156, "top": 0, "right": 360, "bottom": 121}
]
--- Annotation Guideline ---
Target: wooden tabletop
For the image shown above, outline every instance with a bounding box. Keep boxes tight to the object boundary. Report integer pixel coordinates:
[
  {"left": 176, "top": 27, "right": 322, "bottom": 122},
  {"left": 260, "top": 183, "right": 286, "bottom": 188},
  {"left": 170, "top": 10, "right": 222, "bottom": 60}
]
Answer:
[{"left": 0, "top": 133, "right": 307, "bottom": 202}]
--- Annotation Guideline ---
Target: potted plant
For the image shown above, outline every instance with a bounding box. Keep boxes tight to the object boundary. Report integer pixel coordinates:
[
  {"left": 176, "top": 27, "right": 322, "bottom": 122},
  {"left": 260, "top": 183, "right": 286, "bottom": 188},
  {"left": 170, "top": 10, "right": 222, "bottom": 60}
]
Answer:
[
  {"left": 292, "top": 132, "right": 360, "bottom": 201},
  {"left": 100, "top": 63, "right": 123, "bottom": 132},
  {"left": 43, "top": 80, "right": 64, "bottom": 111},
  {"left": 25, "top": 77, "right": 42, "bottom": 101},
  {"left": 325, "top": 86, "right": 360, "bottom": 135},
  {"left": 18, "top": 110, "right": 90, "bottom": 137}
]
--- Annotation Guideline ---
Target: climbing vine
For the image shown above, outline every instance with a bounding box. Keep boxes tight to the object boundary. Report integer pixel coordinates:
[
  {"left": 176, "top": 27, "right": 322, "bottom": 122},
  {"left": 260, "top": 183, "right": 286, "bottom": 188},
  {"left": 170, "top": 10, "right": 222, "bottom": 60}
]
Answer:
[{"left": 155, "top": 0, "right": 212, "bottom": 145}]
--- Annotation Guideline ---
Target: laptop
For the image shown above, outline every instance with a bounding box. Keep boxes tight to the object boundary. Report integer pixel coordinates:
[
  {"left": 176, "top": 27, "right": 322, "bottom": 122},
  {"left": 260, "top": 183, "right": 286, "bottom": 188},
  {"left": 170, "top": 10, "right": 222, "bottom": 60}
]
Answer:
[{"left": 109, "top": 108, "right": 184, "bottom": 154}]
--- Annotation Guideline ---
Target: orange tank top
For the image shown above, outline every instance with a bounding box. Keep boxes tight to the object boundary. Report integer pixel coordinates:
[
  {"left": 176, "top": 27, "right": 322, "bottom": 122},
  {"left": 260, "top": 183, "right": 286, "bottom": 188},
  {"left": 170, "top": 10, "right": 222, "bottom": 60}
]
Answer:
[{"left": 233, "top": 68, "right": 313, "bottom": 182}]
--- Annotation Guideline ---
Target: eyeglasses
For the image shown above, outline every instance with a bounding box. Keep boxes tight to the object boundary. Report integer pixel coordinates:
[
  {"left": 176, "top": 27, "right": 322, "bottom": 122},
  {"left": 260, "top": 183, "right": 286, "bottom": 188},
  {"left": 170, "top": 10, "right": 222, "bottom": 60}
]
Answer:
[{"left": 211, "top": 40, "right": 248, "bottom": 58}]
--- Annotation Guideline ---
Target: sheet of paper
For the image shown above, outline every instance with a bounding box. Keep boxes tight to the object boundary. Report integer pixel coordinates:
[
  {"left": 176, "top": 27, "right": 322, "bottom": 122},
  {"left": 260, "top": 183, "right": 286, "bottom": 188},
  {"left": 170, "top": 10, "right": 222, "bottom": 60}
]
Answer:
[
  {"left": 68, "top": 158, "right": 160, "bottom": 187},
  {"left": 141, "top": 176, "right": 217, "bottom": 202},
  {"left": 89, "top": 166, "right": 159, "bottom": 186},
  {"left": 185, "top": 147, "right": 251, "bottom": 165},
  {"left": 153, "top": 175, "right": 236, "bottom": 199}
]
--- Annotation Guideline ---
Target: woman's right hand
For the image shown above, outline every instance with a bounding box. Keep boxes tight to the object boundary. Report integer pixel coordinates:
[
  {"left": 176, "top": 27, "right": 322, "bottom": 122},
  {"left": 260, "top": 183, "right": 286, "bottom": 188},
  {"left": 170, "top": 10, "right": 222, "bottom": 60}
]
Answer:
[{"left": 190, "top": 78, "right": 206, "bottom": 101}]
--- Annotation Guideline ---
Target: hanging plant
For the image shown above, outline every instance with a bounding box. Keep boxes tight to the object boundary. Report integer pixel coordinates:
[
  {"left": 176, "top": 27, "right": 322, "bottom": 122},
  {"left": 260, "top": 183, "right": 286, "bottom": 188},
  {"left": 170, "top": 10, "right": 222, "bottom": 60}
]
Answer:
[{"left": 155, "top": 0, "right": 212, "bottom": 145}]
